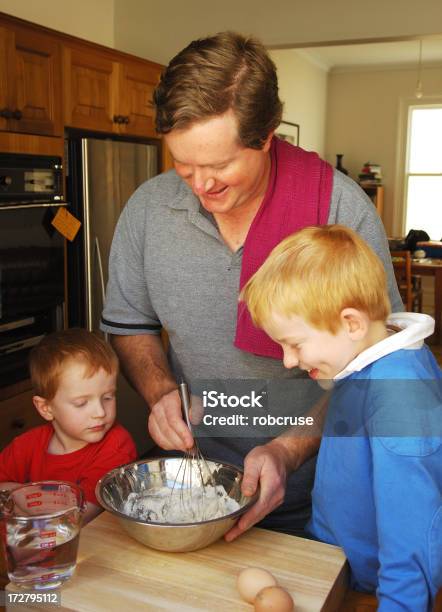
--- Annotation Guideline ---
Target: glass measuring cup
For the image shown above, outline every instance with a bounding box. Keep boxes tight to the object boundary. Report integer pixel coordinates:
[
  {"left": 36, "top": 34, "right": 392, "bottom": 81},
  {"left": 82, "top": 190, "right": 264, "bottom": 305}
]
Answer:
[{"left": 0, "top": 481, "right": 85, "bottom": 590}]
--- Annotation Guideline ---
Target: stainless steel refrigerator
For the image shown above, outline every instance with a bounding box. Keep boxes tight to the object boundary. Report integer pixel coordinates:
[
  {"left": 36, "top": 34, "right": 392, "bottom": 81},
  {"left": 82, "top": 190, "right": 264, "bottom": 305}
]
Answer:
[{"left": 66, "top": 135, "right": 160, "bottom": 454}]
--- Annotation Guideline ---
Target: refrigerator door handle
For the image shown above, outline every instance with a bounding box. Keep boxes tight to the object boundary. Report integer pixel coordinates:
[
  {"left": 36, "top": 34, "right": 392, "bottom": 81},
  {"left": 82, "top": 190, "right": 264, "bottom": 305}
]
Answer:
[
  {"left": 82, "top": 139, "right": 93, "bottom": 331},
  {"left": 94, "top": 236, "right": 108, "bottom": 341},
  {"left": 94, "top": 236, "right": 106, "bottom": 307}
]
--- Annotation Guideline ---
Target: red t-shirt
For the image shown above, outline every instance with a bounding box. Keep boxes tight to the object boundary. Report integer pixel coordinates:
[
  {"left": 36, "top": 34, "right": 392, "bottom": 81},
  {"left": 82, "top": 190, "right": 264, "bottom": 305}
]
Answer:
[{"left": 0, "top": 423, "right": 137, "bottom": 505}]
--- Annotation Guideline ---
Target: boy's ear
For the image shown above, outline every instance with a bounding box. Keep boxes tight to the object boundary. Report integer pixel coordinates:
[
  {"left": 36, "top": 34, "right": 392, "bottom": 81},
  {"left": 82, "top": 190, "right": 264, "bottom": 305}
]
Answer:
[
  {"left": 33, "top": 396, "right": 54, "bottom": 421},
  {"left": 340, "top": 308, "right": 369, "bottom": 340}
]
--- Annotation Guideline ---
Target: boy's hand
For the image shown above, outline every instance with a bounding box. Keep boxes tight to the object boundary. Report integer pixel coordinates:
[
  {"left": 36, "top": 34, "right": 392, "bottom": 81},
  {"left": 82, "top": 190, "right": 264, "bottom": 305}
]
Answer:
[
  {"left": 82, "top": 502, "right": 103, "bottom": 525},
  {"left": 224, "top": 441, "right": 290, "bottom": 542}
]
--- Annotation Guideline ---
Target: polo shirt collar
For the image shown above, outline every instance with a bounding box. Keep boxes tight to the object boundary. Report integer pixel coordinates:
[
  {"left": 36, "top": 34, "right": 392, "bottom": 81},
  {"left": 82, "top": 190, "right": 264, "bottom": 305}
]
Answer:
[
  {"left": 166, "top": 173, "right": 222, "bottom": 241},
  {"left": 166, "top": 174, "right": 199, "bottom": 211},
  {"left": 334, "top": 312, "right": 435, "bottom": 381}
]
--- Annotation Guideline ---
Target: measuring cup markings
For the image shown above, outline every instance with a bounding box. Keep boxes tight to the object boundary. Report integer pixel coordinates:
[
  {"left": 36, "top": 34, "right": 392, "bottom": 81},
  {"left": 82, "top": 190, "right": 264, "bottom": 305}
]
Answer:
[
  {"left": 39, "top": 541, "right": 56, "bottom": 549},
  {"left": 27, "top": 501, "right": 43, "bottom": 508},
  {"left": 1, "top": 482, "right": 84, "bottom": 590}
]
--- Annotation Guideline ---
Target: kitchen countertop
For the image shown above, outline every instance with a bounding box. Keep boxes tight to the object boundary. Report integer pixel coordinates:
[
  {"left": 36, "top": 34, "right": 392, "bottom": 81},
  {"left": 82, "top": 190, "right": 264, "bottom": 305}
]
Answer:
[{"left": 6, "top": 512, "right": 348, "bottom": 611}]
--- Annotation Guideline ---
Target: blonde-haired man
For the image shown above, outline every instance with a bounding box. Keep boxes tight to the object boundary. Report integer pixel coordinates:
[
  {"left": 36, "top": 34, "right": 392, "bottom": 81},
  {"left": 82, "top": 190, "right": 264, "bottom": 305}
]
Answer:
[
  {"left": 102, "top": 30, "right": 402, "bottom": 542},
  {"left": 241, "top": 224, "right": 442, "bottom": 611}
]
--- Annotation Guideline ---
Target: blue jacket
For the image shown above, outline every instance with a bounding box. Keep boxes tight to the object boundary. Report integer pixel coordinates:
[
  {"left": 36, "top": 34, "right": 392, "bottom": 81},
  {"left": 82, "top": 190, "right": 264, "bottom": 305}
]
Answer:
[{"left": 308, "top": 346, "right": 442, "bottom": 611}]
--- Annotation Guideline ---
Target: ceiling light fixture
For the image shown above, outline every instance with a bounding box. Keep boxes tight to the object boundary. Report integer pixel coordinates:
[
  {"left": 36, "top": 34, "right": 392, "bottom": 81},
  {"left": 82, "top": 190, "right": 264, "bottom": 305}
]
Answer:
[{"left": 415, "top": 40, "right": 423, "bottom": 99}]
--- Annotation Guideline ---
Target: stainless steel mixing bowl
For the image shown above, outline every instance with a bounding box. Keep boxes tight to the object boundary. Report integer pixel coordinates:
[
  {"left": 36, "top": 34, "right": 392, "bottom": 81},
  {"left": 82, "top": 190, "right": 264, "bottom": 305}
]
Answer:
[{"left": 96, "top": 457, "right": 258, "bottom": 552}]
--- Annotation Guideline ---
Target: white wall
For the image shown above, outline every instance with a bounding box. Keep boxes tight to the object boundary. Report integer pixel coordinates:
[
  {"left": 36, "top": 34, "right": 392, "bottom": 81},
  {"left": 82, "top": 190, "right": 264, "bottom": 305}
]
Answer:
[
  {"left": 0, "top": 0, "right": 115, "bottom": 47},
  {"left": 325, "top": 65, "right": 442, "bottom": 235},
  {"left": 270, "top": 50, "right": 328, "bottom": 156},
  {"left": 2, "top": 1, "right": 442, "bottom": 66},
  {"left": 113, "top": 0, "right": 442, "bottom": 65}
]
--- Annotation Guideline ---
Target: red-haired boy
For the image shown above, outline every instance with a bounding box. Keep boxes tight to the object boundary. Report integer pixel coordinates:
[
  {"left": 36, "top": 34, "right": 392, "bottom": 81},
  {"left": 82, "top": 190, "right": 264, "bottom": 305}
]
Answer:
[{"left": 0, "top": 329, "right": 137, "bottom": 524}]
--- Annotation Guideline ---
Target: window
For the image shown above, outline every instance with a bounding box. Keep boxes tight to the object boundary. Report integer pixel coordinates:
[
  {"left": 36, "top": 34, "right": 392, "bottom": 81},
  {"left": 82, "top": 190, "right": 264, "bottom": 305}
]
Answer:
[{"left": 405, "top": 106, "right": 442, "bottom": 240}]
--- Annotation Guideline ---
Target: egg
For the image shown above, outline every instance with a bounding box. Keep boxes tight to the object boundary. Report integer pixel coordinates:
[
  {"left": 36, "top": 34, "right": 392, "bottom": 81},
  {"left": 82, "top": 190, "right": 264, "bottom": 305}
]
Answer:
[
  {"left": 254, "top": 586, "right": 295, "bottom": 611},
  {"left": 237, "top": 567, "right": 278, "bottom": 603}
]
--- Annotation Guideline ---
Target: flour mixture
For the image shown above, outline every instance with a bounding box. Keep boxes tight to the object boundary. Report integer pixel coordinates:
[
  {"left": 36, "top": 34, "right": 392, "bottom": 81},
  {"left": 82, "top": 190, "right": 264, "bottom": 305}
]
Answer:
[{"left": 123, "top": 484, "right": 240, "bottom": 523}]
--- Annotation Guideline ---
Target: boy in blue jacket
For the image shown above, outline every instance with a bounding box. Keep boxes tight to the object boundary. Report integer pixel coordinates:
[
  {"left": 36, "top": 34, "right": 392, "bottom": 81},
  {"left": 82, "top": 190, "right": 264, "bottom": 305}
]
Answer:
[{"left": 240, "top": 224, "right": 442, "bottom": 611}]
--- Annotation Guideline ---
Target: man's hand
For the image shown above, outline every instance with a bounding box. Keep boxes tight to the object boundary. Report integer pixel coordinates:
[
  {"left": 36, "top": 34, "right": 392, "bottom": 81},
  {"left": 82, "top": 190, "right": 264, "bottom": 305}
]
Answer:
[
  {"left": 224, "top": 440, "right": 290, "bottom": 542},
  {"left": 148, "top": 389, "right": 195, "bottom": 451},
  {"left": 223, "top": 394, "right": 328, "bottom": 543}
]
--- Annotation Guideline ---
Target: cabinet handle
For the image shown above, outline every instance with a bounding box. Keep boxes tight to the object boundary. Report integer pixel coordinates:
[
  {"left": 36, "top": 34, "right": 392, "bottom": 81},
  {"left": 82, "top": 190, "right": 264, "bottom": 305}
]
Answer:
[
  {"left": 12, "top": 109, "right": 22, "bottom": 120},
  {"left": 0, "top": 108, "right": 13, "bottom": 119},
  {"left": 112, "top": 115, "right": 130, "bottom": 124},
  {"left": 11, "top": 418, "right": 25, "bottom": 429}
]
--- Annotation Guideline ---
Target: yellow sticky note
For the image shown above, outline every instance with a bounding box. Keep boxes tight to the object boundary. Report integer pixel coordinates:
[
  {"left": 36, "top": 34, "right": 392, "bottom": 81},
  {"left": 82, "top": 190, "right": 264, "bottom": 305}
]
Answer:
[{"left": 51, "top": 207, "right": 82, "bottom": 242}]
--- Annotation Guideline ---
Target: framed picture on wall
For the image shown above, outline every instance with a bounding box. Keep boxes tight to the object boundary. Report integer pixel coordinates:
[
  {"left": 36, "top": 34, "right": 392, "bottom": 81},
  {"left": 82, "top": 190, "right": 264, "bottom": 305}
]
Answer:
[{"left": 276, "top": 120, "right": 300, "bottom": 146}]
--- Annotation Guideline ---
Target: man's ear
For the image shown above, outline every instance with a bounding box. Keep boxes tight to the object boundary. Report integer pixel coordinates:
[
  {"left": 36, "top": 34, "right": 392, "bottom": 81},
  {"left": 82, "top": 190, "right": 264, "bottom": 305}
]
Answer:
[
  {"left": 33, "top": 396, "right": 54, "bottom": 421},
  {"left": 340, "top": 308, "right": 369, "bottom": 341},
  {"left": 262, "top": 130, "right": 275, "bottom": 152}
]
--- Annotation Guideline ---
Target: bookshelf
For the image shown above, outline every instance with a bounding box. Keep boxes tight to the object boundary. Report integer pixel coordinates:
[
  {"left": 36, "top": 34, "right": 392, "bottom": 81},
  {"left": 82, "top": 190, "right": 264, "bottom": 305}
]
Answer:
[{"left": 361, "top": 185, "right": 384, "bottom": 218}]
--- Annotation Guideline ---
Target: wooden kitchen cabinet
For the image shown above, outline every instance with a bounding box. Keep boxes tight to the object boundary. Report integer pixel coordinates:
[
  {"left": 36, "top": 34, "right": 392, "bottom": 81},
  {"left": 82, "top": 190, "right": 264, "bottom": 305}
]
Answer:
[
  {"left": 0, "top": 22, "right": 62, "bottom": 136},
  {"left": 0, "top": 26, "right": 14, "bottom": 126},
  {"left": 0, "top": 389, "right": 44, "bottom": 451},
  {"left": 118, "top": 60, "right": 159, "bottom": 137},
  {"left": 64, "top": 45, "right": 160, "bottom": 138},
  {"left": 0, "top": 12, "right": 162, "bottom": 140},
  {"left": 63, "top": 46, "right": 117, "bottom": 133}
]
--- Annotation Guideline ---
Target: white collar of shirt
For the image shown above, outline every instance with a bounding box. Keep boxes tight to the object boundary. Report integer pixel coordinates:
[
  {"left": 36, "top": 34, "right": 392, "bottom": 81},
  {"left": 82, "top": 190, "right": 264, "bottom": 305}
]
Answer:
[{"left": 333, "top": 312, "right": 435, "bottom": 381}]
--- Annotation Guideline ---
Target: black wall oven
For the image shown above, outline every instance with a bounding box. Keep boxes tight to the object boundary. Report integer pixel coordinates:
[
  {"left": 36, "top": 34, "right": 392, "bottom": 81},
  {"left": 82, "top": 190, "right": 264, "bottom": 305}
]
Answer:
[{"left": 0, "top": 153, "right": 67, "bottom": 390}]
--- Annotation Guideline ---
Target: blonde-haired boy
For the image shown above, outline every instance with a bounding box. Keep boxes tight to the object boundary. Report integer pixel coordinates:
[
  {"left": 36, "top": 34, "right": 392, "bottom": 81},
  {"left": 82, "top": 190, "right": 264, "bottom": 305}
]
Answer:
[
  {"left": 0, "top": 329, "right": 137, "bottom": 524},
  {"left": 241, "top": 225, "right": 442, "bottom": 610}
]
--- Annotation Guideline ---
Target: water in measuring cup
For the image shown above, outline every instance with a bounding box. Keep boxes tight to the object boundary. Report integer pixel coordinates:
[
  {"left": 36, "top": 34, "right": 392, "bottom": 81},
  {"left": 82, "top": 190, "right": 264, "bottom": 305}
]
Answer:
[{"left": 5, "top": 512, "right": 81, "bottom": 589}]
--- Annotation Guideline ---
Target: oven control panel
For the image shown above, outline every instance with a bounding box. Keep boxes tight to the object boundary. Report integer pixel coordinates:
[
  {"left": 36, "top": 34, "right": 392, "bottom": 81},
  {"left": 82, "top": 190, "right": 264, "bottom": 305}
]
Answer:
[{"left": 0, "top": 153, "right": 64, "bottom": 205}]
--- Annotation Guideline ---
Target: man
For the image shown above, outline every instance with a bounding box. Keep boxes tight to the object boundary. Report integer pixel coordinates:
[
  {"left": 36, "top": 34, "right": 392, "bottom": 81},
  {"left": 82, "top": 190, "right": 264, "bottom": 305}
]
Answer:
[{"left": 101, "top": 31, "right": 402, "bottom": 541}]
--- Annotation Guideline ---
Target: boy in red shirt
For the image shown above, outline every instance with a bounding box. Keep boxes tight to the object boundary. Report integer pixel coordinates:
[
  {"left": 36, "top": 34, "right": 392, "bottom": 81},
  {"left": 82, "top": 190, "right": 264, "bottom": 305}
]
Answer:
[{"left": 0, "top": 329, "right": 137, "bottom": 524}]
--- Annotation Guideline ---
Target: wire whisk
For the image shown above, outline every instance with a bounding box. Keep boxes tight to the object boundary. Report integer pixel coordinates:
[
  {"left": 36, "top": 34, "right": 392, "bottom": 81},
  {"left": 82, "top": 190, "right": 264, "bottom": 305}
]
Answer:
[{"left": 165, "top": 381, "right": 222, "bottom": 523}]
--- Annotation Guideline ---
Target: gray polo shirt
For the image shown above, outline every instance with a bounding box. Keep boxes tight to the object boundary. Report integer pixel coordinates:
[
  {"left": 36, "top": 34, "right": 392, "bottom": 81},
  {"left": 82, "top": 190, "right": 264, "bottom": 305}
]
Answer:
[{"left": 101, "top": 168, "right": 402, "bottom": 535}]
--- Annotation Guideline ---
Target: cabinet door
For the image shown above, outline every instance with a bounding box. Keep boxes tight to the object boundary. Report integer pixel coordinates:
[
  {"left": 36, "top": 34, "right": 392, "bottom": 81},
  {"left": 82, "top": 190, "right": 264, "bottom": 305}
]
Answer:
[
  {"left": 0, "top": 26, "right": 16, "bottom": 132},
  {"left": 64, "top": 46, "right": 118, "bottom": 133},
  {"left": 12, "top": 27, "right": 62, "bottom": 136},
  {"left": 118, "top": 60, "right": 160, "bottom": 138},
  {"left": 0, "top": 390, "right": 43, "bottom": 451}
]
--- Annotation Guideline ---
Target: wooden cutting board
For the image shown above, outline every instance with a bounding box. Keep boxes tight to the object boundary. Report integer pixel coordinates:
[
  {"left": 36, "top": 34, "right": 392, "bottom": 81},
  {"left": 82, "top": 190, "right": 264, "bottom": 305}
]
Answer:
[{"left": 6, "top": 512, "right": 348, "bottom": 611}]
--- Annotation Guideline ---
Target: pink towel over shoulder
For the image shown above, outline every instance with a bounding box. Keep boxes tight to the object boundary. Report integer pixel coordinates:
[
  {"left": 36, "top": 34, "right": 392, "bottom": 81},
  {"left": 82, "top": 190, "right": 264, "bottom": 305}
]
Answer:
[{"left": 234, "top": 137, "right": 334, "bottom": 359}]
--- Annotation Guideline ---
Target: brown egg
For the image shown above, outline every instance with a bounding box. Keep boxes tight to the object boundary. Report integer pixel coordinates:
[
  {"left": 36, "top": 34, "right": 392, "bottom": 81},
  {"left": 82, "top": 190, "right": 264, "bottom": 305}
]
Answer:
[
  {"left": 254, "top": 586, "right": 295, "bottom": 611},
  {"left": 236, "top": 567, "right": 278, "bottom": 603}
]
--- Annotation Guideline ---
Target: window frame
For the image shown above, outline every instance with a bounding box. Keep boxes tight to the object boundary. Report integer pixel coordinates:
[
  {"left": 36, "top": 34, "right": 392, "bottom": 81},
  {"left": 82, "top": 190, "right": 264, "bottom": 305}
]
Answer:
[{"left": 394, "top": 97, "right": 442, "bottom": 237}]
